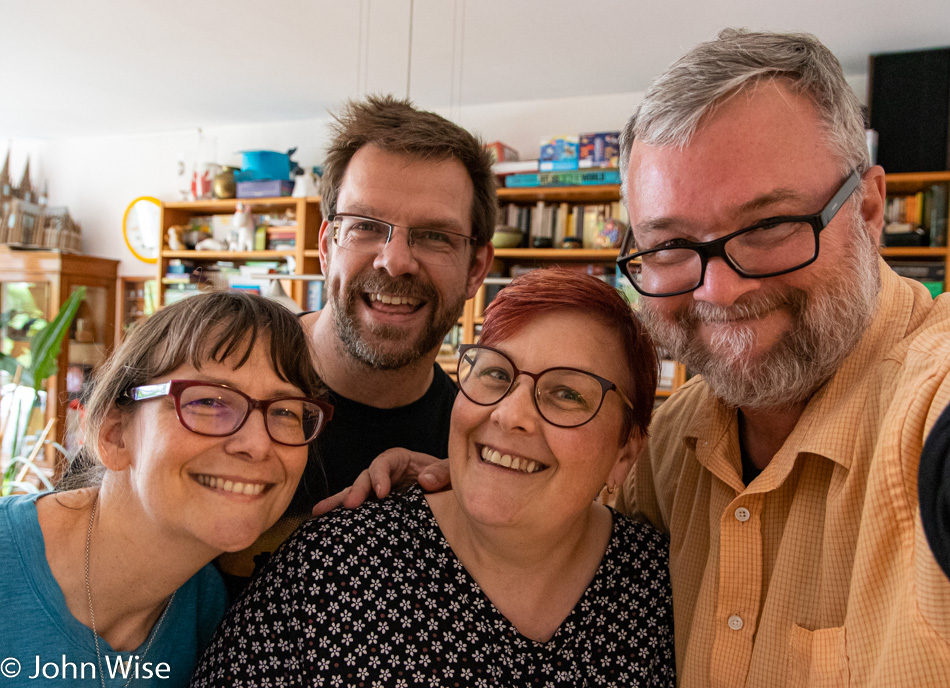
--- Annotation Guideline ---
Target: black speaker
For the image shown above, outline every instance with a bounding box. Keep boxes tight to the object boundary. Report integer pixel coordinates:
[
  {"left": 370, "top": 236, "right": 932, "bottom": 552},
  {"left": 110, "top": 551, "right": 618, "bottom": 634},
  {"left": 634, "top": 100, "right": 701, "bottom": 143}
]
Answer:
[{"left": 868, "top": 47, "right": 950, "bottom": 173}]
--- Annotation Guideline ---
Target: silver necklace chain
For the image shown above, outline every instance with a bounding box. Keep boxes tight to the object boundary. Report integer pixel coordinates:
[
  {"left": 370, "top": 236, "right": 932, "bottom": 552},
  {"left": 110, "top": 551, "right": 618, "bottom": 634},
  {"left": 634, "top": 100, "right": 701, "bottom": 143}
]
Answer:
[{"left": 84, "top": 493, "right": 176, "bottom": 688}]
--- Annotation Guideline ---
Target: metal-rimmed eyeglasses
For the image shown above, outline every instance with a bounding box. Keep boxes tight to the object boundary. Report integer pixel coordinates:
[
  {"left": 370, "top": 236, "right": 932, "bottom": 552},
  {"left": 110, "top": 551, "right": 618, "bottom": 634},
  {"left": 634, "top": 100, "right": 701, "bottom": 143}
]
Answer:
[
  {"left": 126, "top": 380, "right": 334, "bottom": 446},
  {"left": 616, "top": 170, "right": 863, "bottom": 297},
  {"left": 329, "top": 213, "right": 475, "bottom": 266},
  {"left": 456, "top": 344, "right": 633, "bottom": 428}
]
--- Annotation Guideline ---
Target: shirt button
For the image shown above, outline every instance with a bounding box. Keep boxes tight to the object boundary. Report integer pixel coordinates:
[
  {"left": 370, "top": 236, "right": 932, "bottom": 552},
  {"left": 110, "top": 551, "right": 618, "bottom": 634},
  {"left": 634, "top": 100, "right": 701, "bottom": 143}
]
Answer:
[
  {"left": 728, "top": 615, "right": 744, "bottom": 631},
  {"left": 735, "top": 507, "right": 751, "bottom": 522}
]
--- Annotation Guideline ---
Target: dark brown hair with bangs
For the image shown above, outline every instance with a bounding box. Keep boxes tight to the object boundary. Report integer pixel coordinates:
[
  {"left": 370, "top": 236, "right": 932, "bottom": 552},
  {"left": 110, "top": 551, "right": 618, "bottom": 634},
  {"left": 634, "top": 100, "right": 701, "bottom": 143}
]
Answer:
[{"left": 81, "top": 290, "right": 325, "bottom": 467}]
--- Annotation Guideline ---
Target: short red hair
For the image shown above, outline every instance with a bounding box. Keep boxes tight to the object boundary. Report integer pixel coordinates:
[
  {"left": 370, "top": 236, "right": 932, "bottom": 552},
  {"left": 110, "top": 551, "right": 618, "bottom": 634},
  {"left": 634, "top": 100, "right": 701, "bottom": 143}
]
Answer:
[{"left": 479, "top": 267, "right": 658, "bottom": 439}]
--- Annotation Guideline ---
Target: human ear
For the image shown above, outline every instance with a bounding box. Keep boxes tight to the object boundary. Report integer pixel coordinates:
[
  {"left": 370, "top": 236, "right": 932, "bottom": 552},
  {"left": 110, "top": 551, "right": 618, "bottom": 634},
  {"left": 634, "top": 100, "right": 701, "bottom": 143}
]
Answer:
[
  {"left": 318, "top": 219, "right": 332, "bottom": 274},
  {"left": 97, "top": 409, "right": 132, "bottom": 472},
  {"left": 859, "top": 166, "right": 887, "bottom": 245},
  {"left": 607, "top": 431, "right": 645, "bottom": 491},
  {"left": 466, "top": 242, "right": 494, "bottom": 299}
]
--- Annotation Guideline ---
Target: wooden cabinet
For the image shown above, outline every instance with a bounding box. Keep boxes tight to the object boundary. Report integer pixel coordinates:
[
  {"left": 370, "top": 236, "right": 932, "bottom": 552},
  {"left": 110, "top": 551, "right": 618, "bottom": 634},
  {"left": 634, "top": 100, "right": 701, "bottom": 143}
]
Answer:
[
  {"left": 157, "top": 197, "right": 322, "bottom": 307},
  {"left": 0, "top": 248, "right": 118, "bottom": 471},
  {"left": 116, "top": 275, "right": 156, "bottom": 341}
]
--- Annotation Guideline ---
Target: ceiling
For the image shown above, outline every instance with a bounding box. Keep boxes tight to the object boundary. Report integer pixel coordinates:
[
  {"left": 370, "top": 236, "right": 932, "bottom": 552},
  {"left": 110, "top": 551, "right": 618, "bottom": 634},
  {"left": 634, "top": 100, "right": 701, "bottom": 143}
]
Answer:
[{"left": 3, "top": 0, "right": 949, "bottom": 140}]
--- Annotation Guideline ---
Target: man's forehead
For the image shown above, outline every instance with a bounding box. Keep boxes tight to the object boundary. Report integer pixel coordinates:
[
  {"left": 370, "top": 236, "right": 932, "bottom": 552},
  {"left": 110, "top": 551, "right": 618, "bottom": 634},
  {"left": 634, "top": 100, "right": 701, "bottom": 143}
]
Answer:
[
  {"left": 337, "top": 146, "right": 473, "bottom": 229},
  {"left": 624, "top": 86, "right": 840, "bottom": 225}
]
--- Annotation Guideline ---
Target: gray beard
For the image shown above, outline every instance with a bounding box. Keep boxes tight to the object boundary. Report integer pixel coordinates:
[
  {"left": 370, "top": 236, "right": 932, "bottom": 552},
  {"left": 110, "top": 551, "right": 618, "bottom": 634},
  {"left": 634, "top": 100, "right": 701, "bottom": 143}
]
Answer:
[
  {"left": 640, "top": 213, "right": 881, "bottom": 410},
  {"left": 330, "top": 270, "right": 465, "bottom": 371}
]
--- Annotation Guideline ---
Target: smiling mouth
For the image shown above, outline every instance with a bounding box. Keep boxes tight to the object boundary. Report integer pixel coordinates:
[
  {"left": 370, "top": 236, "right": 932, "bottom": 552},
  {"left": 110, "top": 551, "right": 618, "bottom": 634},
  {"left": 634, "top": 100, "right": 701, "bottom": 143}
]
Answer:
[
  {"left": 479, "top": 445, "right": 547, "bottom": 474},
  {"left": 368, "top": 292, "right": 422, "bottom": 307},
  {"left": 195, "top": 474, "right": 270, "bottom": 496}
]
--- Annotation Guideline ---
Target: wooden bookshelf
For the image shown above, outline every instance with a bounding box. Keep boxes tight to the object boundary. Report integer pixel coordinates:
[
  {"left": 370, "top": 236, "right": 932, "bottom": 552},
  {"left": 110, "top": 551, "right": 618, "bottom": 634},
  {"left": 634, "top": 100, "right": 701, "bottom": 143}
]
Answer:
[
  {"left": 157, "top": 197, "right": 321, "bottom": 307},
  {"left": 881, "top": 171, "right": 950, "bottom": 293}
]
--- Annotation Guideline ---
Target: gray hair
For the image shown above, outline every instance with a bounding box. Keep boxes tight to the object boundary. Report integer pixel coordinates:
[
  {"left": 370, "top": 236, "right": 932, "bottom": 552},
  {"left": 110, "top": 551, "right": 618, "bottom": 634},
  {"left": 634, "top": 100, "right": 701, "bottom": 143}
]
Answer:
[{"left": 620, "top": 29, "right": 870, "bottom": 184}]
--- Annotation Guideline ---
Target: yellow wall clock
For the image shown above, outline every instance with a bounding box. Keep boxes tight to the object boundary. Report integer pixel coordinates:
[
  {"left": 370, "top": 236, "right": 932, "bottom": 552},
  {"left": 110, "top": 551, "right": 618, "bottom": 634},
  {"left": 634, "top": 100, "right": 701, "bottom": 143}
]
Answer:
[{"left": 122, "top": 196, "right": 162, "bottom": 263}]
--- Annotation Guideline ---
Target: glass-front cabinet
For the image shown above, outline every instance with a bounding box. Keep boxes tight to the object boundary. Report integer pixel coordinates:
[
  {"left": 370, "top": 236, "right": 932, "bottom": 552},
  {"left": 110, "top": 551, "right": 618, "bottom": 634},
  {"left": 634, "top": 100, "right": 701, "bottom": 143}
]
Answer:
[{"left": 0, "top": 248, "right": 118, "bottom": 478}]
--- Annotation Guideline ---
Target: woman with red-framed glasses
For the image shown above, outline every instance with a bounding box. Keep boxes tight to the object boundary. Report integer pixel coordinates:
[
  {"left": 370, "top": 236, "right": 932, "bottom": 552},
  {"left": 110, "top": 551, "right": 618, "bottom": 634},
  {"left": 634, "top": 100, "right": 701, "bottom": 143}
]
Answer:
[{"left": 0, "top": 291, "right": 331, "bottom": 687}]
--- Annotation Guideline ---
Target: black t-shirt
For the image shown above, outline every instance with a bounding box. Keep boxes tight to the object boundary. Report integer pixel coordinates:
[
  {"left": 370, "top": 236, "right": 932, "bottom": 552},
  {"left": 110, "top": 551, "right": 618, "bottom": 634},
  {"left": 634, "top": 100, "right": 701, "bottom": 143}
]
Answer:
[
  {"left": 285, "top": 362, "right": 458, "bottom": 518},
  {"left": 217, "top": 362, "right": 457, "bottom": 599}
]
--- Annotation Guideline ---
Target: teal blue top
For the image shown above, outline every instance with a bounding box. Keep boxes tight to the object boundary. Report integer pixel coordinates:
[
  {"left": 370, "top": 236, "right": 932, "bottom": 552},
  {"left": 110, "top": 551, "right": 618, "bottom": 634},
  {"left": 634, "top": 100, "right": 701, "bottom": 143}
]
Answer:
[{"left": 0, "top": 493, "right": 227, "bottom": 687}]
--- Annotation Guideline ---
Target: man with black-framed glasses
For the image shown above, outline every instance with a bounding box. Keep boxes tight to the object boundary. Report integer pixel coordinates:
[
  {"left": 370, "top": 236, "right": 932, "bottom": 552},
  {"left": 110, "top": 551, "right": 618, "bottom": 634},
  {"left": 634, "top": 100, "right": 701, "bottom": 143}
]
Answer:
[
  {"left": 329, "top": 29, "right": 950, "bottom": 688},
  {"left": 610, "top": 29, "right": 950, "bottom": 687}
]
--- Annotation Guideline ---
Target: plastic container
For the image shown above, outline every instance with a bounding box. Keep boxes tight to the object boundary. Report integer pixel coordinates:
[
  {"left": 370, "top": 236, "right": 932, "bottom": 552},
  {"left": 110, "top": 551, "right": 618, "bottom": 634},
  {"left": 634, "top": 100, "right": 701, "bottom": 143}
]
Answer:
[{"left": 238, "top": 151, "right": 292, "bottom": 181}]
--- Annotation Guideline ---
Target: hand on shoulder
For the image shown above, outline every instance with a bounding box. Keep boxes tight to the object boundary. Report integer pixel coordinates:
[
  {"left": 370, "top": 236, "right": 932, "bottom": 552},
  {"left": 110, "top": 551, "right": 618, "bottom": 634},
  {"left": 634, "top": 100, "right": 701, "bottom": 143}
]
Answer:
[{"left": 312, "top": 448, "right": 450, "bottom": 516}]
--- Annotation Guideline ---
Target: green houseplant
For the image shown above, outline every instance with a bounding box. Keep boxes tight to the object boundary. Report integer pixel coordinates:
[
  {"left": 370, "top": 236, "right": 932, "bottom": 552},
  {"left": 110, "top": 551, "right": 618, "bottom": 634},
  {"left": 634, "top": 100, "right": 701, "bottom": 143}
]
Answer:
[{"left": 0, "top": 287, "right": 86, "bottom": 495}]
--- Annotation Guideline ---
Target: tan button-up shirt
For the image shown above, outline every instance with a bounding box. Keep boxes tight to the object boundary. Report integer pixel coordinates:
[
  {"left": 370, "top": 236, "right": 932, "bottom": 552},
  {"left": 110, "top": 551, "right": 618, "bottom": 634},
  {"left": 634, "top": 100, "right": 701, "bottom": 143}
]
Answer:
[{"left": 617, "top": 261, "right": 950, "bottom": 687}]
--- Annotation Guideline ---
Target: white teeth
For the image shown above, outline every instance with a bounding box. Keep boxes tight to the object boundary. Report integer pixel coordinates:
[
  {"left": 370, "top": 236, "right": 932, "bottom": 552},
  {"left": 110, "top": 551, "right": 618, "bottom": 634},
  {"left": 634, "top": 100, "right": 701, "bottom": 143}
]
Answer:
[
  {"left": 372, "top": 293, "right": 421, "bottom": 307},
  {"left": 479, "top": 446, "right": 543, "bottom": 474},
  {"left": 196, "top": 474, "right": 266, "bottom": 496}
]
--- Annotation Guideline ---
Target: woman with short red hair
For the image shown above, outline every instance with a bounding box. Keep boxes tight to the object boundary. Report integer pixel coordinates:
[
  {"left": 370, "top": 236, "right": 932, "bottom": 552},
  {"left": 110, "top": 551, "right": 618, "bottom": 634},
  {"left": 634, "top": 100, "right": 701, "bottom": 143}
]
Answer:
[{"left": 192, "top": 268, "right": 674, "bottom": 687}]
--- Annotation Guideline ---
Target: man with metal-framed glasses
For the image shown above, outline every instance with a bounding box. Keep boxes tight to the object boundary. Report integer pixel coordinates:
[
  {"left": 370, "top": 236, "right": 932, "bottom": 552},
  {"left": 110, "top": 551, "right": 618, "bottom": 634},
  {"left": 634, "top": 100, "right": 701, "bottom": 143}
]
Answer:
[{"left": 221, "top": 95, "right": 495, "bottom": 592}]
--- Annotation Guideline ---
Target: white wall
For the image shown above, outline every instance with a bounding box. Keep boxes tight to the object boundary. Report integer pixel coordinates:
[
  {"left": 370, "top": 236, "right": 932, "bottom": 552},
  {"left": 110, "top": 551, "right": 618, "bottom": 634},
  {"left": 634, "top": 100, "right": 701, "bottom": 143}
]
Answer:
[{"left": 2, "top": 73, "right": 867, "bottom": 276}]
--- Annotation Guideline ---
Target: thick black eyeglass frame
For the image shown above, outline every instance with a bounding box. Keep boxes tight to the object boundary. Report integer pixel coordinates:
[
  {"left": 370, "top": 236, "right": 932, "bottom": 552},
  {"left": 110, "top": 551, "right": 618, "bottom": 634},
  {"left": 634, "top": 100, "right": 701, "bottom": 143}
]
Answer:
[
  {"left": 616, "top": 169, "right": 863, "bottom": 297},
  {"left": 125, "top": 379, "right": 334, "bottom": 446},
  {"left": 329, "top": 213, "right": 476, "bottom": 251},
  {"left": 456, "top": 344, "right": 633, "bottom": 429}
]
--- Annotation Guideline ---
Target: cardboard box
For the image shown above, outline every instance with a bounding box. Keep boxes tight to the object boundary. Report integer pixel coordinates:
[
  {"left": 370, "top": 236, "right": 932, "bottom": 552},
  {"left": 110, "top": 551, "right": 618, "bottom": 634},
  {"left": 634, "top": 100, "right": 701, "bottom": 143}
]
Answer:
[
  {"left": 236, "top": 179, "right": 294, "bottom": 198},
  {"left": 484, "top": 141, "right": 519, "bottom": 163},
  {"left": 539, "top": 136, "right": 579, "bottom": 172},
  {"left": 579, "top": 132, "right": 620, "bottom": 168}
]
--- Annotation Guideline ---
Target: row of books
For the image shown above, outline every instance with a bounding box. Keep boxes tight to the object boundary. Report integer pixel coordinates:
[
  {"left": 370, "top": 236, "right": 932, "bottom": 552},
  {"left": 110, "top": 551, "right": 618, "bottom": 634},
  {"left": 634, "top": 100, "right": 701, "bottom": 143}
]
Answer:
[
  {"left": 499, "top": 201, "right": 629, "bottom": 249},
  {"left": 883, "top": 184, "right": 948, "bottom": 247}
]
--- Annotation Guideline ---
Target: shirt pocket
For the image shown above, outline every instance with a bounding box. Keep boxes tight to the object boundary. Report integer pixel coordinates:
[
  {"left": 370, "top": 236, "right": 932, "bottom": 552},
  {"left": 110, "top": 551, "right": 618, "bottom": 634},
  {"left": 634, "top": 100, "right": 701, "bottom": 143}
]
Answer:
[{"left": 785, "top": 624, "right": 850, "bottom": 688}]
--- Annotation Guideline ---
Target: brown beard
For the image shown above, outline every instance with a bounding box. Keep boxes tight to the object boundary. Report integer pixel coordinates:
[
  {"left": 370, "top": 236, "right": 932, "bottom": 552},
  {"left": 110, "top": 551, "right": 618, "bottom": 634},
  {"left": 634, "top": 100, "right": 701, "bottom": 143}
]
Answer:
[
  {"left": 329, "top": 270, "right": 466, "bottom": 371},
  {"left": 640, "top": 211, "right": 881, "bottom": 409}
]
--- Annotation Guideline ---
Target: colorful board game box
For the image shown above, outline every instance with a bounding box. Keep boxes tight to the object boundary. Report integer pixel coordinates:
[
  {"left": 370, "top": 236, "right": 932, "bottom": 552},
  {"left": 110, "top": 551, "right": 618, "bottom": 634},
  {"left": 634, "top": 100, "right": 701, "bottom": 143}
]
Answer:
[
  {"left": 579, "top": 132, "right": 620, "bottom": 168},
  {"left": 539, "top": 136, "right": 579, "bottom": 171}
]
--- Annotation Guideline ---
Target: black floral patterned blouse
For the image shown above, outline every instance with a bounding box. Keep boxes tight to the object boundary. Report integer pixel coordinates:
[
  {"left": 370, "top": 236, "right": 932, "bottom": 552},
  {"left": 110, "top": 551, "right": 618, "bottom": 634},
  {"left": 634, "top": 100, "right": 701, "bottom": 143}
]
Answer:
[{"left": 190, "top": 487, "right": 675, "bottom": 688}]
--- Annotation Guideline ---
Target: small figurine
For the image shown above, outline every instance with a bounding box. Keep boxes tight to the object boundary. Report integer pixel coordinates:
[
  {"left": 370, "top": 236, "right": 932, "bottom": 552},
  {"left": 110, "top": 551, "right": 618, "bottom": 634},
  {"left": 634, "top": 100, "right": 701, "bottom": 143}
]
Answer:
[
  {"left": 195, "top": 237, "right": 228, "bottom": 251},
  {"left": 167, "top": 226, "right": 184, "bottom": 250},
  {"left": 231, "top": 202, "right": 256, "bottom": 252}
]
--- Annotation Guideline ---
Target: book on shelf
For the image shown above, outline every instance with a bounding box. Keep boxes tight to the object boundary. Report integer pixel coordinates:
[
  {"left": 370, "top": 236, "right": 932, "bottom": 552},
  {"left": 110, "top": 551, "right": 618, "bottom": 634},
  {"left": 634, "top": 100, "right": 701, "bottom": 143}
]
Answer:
[
  {"left": 306, "top": 280, "right": 324, "bottom": 311},
  {"left": 493, "top": 159, "right": 540, "bottom": 175},
  {"left": 504, "top": 167, "right": 621, "bottom": 188},
  {"left": 884, "top": 183, "right": 949, "bottom": 247}
]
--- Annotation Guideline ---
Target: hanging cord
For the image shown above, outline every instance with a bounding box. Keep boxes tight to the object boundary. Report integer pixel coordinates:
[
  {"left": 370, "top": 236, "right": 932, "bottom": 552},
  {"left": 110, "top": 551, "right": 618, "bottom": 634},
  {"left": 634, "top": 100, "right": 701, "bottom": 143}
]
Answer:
[
  {"left": 357, "top": 0, "right": 372, "bottom": 96},
  {"left": 449, "top": 0, "right": 467, "bottom": 122},
  {"left": 406, "top": 0, "right": 414, "bottom": 99}
]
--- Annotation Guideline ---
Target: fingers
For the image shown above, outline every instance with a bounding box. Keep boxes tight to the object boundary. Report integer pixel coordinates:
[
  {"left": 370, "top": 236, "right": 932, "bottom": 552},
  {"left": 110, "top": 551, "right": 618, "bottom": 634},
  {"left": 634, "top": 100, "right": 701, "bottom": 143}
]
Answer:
[
  {"left": 309, "top": 448, "right": 448, "bottom": 517},
  {"left": 312, "top": 487, "right": 351, "bottom": 517},
  {"left": 418, "top": 459, "right": 451, "bottom": 492},
  {"left": 343, "top": 469, "right": 379, "bottom": 508}
]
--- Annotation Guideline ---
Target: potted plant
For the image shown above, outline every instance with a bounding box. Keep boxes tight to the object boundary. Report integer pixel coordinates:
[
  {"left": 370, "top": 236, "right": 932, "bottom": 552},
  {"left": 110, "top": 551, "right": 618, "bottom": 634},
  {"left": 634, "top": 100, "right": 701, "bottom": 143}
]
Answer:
[{"left": 0, "top": 287, "right": 86, "bottom": 495}]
